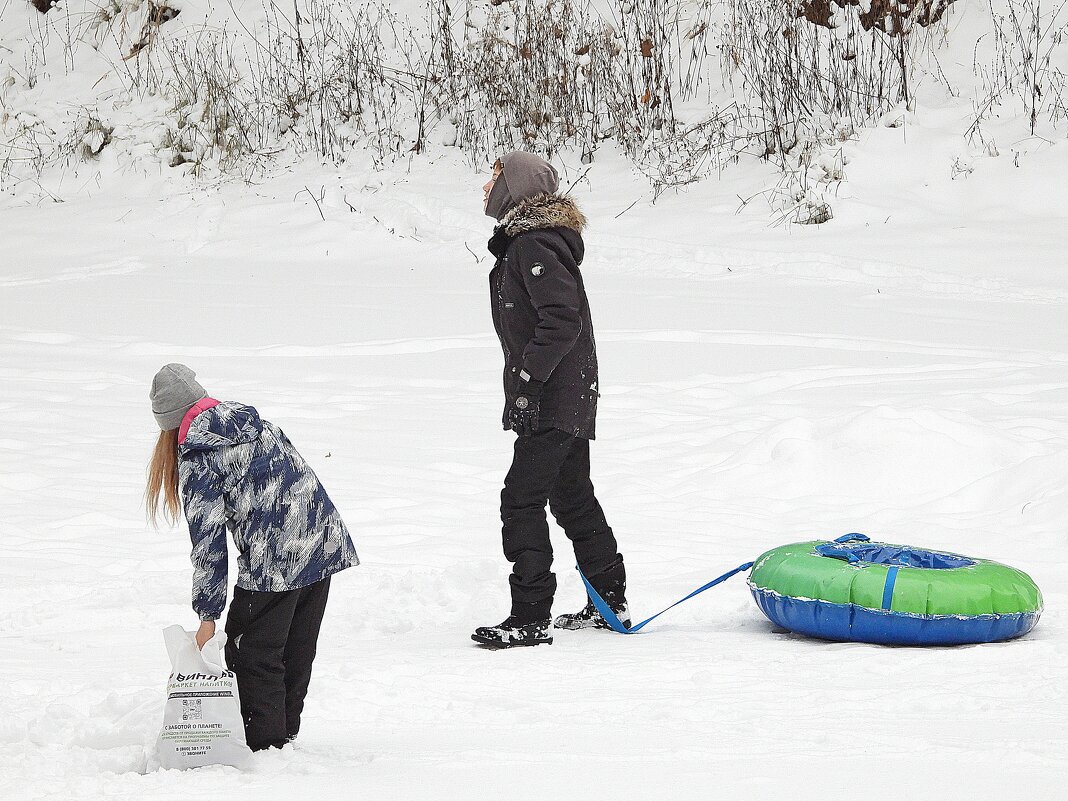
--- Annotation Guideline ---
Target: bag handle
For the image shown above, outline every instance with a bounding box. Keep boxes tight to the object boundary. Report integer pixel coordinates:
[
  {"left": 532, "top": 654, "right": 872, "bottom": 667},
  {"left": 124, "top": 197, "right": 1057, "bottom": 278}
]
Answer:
[{"left": 163, "top": 624, "right": 228, "bottom": 675}]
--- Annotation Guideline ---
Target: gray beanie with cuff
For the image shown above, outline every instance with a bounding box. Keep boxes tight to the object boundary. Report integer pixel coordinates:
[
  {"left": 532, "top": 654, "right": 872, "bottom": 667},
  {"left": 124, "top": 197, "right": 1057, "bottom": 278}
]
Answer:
[{"left": 151, "top": 363, "right": 208, "bottom": 431}]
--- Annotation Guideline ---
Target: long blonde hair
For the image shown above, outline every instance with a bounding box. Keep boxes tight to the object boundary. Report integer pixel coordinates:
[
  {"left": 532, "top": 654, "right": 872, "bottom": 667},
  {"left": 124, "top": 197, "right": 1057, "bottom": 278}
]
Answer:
[{"left": 147, "top": 428, "right": 181, "bottom": 525}]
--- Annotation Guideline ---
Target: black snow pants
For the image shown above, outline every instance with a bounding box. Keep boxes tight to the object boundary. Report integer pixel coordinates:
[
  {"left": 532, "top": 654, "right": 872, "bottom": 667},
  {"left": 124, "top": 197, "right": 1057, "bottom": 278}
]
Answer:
[
  {"left": 224, "top": 576, "right": 331, "bottom": 751},
  {"left": 501, "top": 428, "right": 623, "bottom": 618}
]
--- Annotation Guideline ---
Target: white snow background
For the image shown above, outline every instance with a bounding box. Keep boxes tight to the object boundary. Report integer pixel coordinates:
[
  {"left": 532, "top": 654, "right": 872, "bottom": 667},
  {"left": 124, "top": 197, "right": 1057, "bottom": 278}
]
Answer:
[{"left": 2, "top": 0, "right": 1067, "bottom": 799}]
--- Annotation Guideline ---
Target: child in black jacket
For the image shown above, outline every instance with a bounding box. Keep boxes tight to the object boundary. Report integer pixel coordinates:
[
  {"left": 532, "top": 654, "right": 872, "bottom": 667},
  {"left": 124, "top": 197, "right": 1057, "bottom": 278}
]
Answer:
[{"left": 473, "top": 152, "right": 629, "bottom": 649}]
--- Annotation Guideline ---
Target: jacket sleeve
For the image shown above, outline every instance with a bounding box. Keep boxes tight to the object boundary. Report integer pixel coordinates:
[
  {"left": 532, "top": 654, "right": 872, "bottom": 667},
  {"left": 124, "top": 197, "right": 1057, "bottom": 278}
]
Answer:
[
  {"left": 179, "top": 453, "right": 229, "bottom": 621},
  {"left": 514, "top": 233, "right": 583, "bottom": 382}
]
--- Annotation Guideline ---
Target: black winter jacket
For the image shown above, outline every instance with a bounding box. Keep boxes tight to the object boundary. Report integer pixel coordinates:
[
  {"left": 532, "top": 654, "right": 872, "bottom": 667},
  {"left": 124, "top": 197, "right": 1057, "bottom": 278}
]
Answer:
[{"left": 488, "top": 194, "right": 599, "bottom": 439}]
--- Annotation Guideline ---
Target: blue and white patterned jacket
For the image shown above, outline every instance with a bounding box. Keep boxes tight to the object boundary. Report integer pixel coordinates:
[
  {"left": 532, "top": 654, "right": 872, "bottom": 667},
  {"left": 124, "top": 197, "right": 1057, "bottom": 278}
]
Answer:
[{"left": 178, "top": 400, "right": 359, "bottom": 620}]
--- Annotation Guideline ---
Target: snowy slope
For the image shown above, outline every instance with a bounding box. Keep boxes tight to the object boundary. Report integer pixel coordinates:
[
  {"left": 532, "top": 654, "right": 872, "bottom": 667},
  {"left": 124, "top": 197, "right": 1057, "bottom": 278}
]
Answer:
[
  {"left": 3, "top": 136, "right": 1066, "bottom": 799},
  {"left": 3, "top": 0, "right": 1068, "bottom": 799}
]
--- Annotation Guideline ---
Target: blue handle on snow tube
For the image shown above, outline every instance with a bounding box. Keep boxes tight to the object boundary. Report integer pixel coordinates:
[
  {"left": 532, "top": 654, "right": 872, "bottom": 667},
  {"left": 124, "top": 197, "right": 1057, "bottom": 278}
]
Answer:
[
  {"left": 817, "top": 533, "right": 872, "bottom": 562},
  {"left": 834, "top": 533, "right": 871, "bottom": 544}
]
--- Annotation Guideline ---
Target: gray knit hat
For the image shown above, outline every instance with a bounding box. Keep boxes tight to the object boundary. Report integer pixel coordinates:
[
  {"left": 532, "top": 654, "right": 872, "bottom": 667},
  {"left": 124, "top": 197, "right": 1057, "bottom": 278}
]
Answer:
[
  {"left": 150, "top": 363, "right": 208, "bottom": 431},
  {"left": 485, "top": 151, "right": 560, "bottom": 221}
]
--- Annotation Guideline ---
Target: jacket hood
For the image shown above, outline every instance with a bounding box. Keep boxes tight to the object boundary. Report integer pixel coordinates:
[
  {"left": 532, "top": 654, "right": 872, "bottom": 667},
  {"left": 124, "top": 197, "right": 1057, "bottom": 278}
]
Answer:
[
  {"left": 486, "top": 152, "right": 561, "bottom": 221},
  {"left": 181, "top": 401, "right": 264, "bottom": 451}
]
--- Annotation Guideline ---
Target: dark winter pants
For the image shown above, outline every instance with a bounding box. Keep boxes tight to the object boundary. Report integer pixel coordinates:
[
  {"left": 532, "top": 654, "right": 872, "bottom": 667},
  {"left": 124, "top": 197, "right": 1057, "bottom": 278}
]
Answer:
[
  {"left": 224, "top": 576, "right": 331, "bottom": 751},
  {"left": 501, "top": 428, "right": 622, "bottom": 617}
]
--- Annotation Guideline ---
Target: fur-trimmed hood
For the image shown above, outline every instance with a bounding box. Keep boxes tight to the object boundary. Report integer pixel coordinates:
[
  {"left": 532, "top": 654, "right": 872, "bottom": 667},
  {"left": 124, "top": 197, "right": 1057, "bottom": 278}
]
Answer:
[{"left": 500, "top": 194, "right": 587, "bottom": 238}]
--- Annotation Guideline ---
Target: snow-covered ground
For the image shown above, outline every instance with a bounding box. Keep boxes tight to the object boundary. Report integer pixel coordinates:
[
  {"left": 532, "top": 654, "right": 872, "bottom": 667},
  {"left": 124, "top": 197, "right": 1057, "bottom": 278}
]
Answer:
[
  {"left": 3, "top": 135, "right": 1066, "bottom": 799},
  {"left": 3, "top": 0, "right": 1068, "bottom": 795}
]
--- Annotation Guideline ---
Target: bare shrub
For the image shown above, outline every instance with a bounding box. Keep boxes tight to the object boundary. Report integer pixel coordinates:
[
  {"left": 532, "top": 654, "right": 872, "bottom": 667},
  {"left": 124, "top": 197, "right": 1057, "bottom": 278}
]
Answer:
[
  {"left": 4, "top": 0, "right": 755, "bottom": 189},
  {"left": 722, "top": 0, "right": 935, "bottom": 166},
  {"left": 163, "top": 29, "right": 263, "bottom": 171},
  {"left": 250, "top": 0, "right": 410, "bottom": 161},
  {"left": 439, "top": 0, "right": 600, "bottom": 163},
  {"left": 971, "top": 0, "right": 1068, "bottom": 140},
  {"left": 148, "top": 0, "right": 411, "bottom": 169},
  {"left": 430, "top": 0, "right": 705, "bottom": 168},
  {"left": 599, "top": 0, "right": 679, "bottom": 154},
  {"left": 126, "top": 1, "right": 181, "bottom": 59},
  {"left": 739, "top": 141, "right": 843, "bottom": 225},
  {"left": 7, "top": 0, "right": 957, "bottom": 212},
  {"left": 0, "top": 114, "right": 54, "bottom": 189},
  {"left": 636, "top": 108, "right": 752, "bottom": 199}
]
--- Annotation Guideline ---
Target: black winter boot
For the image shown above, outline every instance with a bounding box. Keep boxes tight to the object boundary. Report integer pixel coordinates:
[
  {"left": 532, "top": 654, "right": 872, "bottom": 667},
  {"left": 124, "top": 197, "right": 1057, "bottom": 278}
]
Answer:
[
  {"left": 555, "top": 558, "right": 630, "bottom": 630},
  {"left": 471, "top": 616, "right": 553, "bottom": 648},
  {"left": 554, "top": 598, "right": 631, "bottom": 630},
  {"left": 472, "top": 599, "right": 553, "bottom": 649}
]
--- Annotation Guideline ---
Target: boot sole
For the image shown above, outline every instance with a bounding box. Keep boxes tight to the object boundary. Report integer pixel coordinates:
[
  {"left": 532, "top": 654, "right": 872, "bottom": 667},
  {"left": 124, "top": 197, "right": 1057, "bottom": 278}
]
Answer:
[
  {"left": 471, "top": 634, "right": 553, "bottom": 649},
  {"left": 554, "top": 620, "right": 632, "bottom": 631}
]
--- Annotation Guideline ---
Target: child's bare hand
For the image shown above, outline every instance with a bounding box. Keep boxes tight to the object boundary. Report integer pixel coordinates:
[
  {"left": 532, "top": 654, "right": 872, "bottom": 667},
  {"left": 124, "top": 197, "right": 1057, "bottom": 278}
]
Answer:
[{"left": 195, "top": 620, "right": 216, "bottom": 649}]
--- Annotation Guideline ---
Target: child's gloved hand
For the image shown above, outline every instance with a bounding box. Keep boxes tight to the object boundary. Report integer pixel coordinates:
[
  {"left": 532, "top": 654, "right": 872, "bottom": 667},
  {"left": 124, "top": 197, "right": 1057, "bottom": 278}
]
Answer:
[{"left": 507, "top": 375, "right": 544, "bottom": 436}]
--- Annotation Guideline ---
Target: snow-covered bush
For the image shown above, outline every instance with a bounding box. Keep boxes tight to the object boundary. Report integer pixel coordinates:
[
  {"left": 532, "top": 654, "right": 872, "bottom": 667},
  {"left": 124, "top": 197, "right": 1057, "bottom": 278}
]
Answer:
[
  {"left": 153, "top": 0, "right": 413, "bottom": 169},
  {"left": 721, "top": 0, "right": 945, "bottom": 166},
  {"left": 2, "top": 0, "right": 1062, "bottom": 217},
  {"left": 971, "top": 0, "right": 1068, "bottom": 141},
  {"left": 430, "top": 0, "right": 686, "bottom": 165},
  {"left": 0, "top": 0, "right": 792, "bottom": 192},
  {"left": 142, "top": 0, "right": 747, "bottom": 180},
  {"left": 432, "top": 0, "right": 755, "bottom": 194}
]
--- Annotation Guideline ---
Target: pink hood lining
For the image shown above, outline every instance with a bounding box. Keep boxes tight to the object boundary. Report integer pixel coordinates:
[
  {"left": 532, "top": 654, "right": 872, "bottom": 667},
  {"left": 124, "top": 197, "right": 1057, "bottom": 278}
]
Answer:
[{"left": 178, "top": 398, "right": 221, "bottom": 444}]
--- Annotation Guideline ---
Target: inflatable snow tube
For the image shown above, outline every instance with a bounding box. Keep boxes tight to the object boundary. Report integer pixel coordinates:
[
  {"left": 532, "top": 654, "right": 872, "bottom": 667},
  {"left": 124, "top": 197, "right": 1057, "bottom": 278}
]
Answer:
[{"left": 748, "top": 535, "right": 1042, "bottom": 645}]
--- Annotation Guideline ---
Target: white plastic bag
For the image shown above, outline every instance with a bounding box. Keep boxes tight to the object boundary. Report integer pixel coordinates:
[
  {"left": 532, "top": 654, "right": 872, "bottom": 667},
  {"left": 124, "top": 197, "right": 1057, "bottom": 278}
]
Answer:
[{"left": 155, "top": 624, "right": 253, "bottom": 770}]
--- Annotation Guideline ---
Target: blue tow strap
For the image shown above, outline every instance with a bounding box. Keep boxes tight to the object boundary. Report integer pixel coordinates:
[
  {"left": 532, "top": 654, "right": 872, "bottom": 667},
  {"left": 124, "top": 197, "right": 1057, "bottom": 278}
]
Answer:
[
  {"left": 582, "top": 534, "right": 870, "bottom": 635},
  {"left": 579, "top": 561, "right": 755, "bottom": 634}
]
